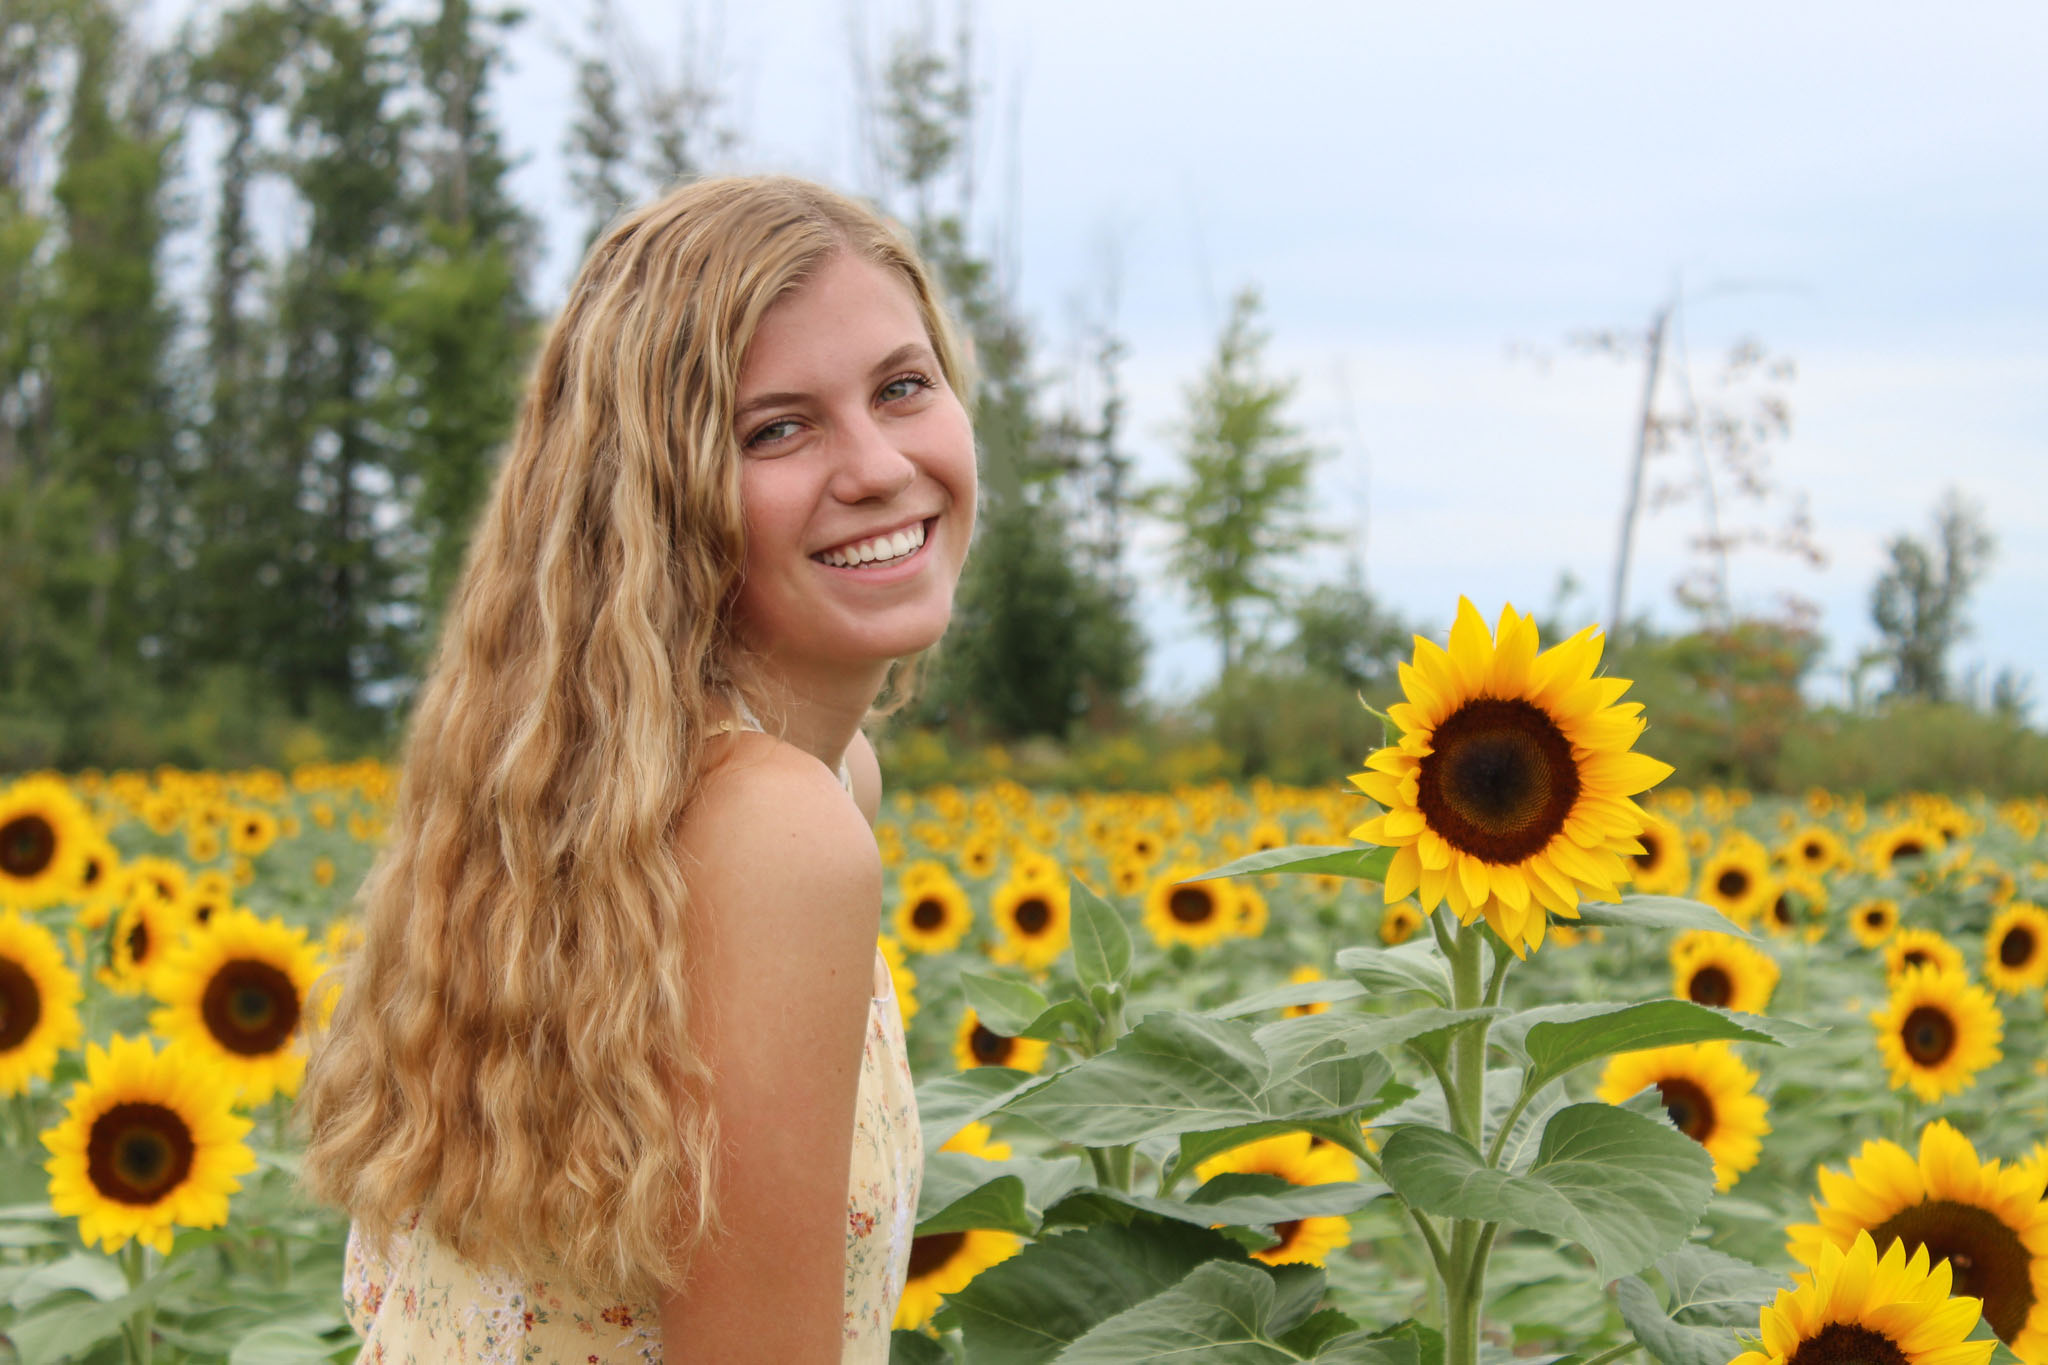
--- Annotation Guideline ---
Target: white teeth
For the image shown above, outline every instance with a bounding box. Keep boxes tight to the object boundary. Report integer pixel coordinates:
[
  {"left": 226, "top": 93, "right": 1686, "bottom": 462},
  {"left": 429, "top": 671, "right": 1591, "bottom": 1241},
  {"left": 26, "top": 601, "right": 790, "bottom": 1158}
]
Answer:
[{"left": 816, "top": 520, "right": 927, "bottom": 568}]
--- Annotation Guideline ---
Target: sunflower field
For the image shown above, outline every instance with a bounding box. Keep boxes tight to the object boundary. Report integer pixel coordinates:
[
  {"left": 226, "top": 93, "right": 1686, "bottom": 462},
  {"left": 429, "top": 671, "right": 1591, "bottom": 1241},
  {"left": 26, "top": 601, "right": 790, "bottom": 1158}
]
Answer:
[{"left": 3, "top": 603, "right": 2048, "bottom": 1364}]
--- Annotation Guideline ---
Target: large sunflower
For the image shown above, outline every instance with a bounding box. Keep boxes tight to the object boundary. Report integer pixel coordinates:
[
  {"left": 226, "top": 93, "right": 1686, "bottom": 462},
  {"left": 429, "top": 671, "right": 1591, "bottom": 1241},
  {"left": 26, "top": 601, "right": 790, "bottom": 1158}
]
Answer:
[
  {"left": 986, "top": 875, "right": 1070, "bottom": 971},
  {"left": 952, "top": 1009, "right": 1047, "bottom": 1074},
  {"left": 41, "top": 1034, "right": 257, "bottom": 1254},
  {"left": 1694, "top": 836, "right": 1775, "bottom": 927},
  {"left": 1788, "top": 1120, "right": 2048, "bottom": 1359},
  {"left": 149, "top": 909, "right": 324, "bottom": 1107},
  {"left": 1142, "top": 864, "right": 1238, "bottom": 951},
  {"left": 1870, "top": 965, "right": 2003, "bottom": 1103},
  {"left": 892, "top": 868, "right": 974, "bottom": 955},
  {"left": 0, "top": 775, "right": 93, "bottom": 911},
  {"left": 1670, "top": 930, "right": 1780, "bottom": 1013},
  {"left": 0, "top": 911, "right": 84, "bottom": 1096},
  {"left": 1733, "top": 1229, "right": 1994, "bottom": 1365},
  {"left": 1194, "top": 1131, "right": 1360, "bottom": 1267},
  {"left": 1985, "top": 903, "right": 2048, "bottom": 995},
  {"left": 893, "top": 1227, "right": 1022, "bottom": 1330},
  {"left": 1623, "top": 811, "right": 1691, "bottom": 896},
  {"left": 1595, "top": 1041, "right": 1769, "bottom": 1191},
  {"left": 1348, "top": 600, "right": 1674, "bottom": 958},
  {"left": 1888, "top": 929, "right": 1968, "bottom": 984}
]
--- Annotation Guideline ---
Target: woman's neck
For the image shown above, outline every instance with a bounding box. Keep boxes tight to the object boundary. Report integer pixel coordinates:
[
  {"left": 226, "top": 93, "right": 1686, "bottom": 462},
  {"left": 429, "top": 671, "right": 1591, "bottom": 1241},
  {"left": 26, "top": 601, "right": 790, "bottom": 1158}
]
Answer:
[{"left": 742, "top": 653, "right": 890, "bottom": 775}]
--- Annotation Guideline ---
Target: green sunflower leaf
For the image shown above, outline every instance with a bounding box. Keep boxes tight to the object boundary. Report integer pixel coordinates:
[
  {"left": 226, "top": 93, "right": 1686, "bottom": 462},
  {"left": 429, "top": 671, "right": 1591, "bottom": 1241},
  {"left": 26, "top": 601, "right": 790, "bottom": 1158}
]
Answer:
[
  {"left": 963, "top": 972, "right": 1053, "bottom": 1037},
  {"left": 1001, "top": 1013, "right": 1272, "bottom": 1143},
  {"left": 1569, "top": 895, "right": 1751, "bottom": 936},
  {"left": 917, "top": 1173, "right": 1032, "bottom": 1237},
  {"left": 1378, "top": 1102, "right": 1715, "bottom": 1280},
  {"left": 1493, "top": 1000, "right": 1818, "bottom": 1089},
  {"left": 1184, "top": 844, "right": 1395, "bottom": 886},
  {"left": 1070, "top": 875, "right": 1134, "bottom": 993},
  {"left": 1206, "top": 976, "right": 1370, "bottom": 1019},
  {"left": 1253, "top": 1008, "right": 1502, "bottom": 1075},
  {"left": 1055, "top": 1258, "right": 1419, "bottom": 1364},
  {"left": 1171, "top": 1116, "right": 1383, "bottom": 1187},
  {"left": 1653, "top": 1245, "right": 1782, "bottom": 1326},
  {"left": 918, "top": 1153, "right": 1089, "bottom": 1236},
  {"left": 1334, "top": 942, "right": 1453, "bottom": 1005},
  {"left": 1023, "top": 998, "right": 1101, "bottom": 1044},
  {"left": 228, "top": 1323, "right": 344, "bottom": 1364},
  {"left": 890, "top": 1329, "right": 952, "bottom": 1365},
  {"left": 918, "top": 1066, "right": 1051, "bottom": 1156},
  {"left": 944, "top": 1221, "right": 1249, "bottom": 1365},
  {"left": 1614, "top": 1274, "right": 1747, "bottom": 1365},
  {"left": 1044, "top": 1172, "right": 1386, "bottom": 1241}
]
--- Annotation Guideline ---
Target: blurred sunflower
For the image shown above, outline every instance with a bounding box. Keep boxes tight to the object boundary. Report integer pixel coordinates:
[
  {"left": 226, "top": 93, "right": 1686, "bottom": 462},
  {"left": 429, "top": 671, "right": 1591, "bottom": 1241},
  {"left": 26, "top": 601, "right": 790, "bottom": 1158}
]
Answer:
[
  {"left": 1623, "top": 811, "right": 1691, "bottom": 895},
  {"left": 1985, "top": 903, "right": 2048, "bottom": 995},
  {"left": 877, "top": 936, "right": 917, "bottom": 1024},
  {"left": 1195, "top": 1131, "right": 1359, "bottom": 1267},
  {"left": 957, "top": 831, "right": 1000, "bottom": 880},
  {"left": 952, "top": 1009, "right": 1047, "bottom": 1074},
  {"left": 0, "top": 775, "right": 93, "bottom": 911},
  {"left": 1788, "top": 1120, "right": 2048, "bottom": 1359},
  {"left": 1888, "top": 929, "right": 1967, "bottom": 984},
  {"left": 987, "top": 876, "right": 1070, "bottom": 971},
  {"left": 0, "top": 911, "right": 84, "bottom": 1096},
  {"left": 1232, "top": 884, "right": 1269, "bottom": 938},
  {"left": 1283, "top": 965, "right": 1329, "bottom": 1019},
  {"left": 1762, "top": 870, "right": 1828, "bottom": 941},
  {"left": 1694, "top": 837, "right": 1775, "bottom": 927},
  {"left": 1670, "top": 931, "right": 1779, "bottom": 1013},
  {"left": 893, "top": 1228, "right": 1022, "bottom": 1330},
  {"left": 150, "top": 909, "right": 324, "bottom": 1106},
  {"left": 1142, "top": 865, "right": 1237, "bottom": 951},
  {"left": 1731, "top": 1229, "right": 1994, "bottom": 1365},
  {"left": 1850, "top": 898, "right": 1901, "bottom": 949},
  {"left": 41, "top": 1034, "right": 257, "bottom": 1254},
  {"left": 1779, "top": 825, "right": 1848, "bottom": 877},
  {"left": 1379, "top": 901, "right": 1424, "bottom": 946},
  {"left": 1246, "top": 818, "right": 1289, "bottom": 855},
  {"left": 1595, "top": 1041, "right": 1769, "bottom": 1191},
  {"left": 1347, "top": 599, "right": 1673, "bottom": 958},
  {"left": 1867, "top": 820, "right": 1946, "bottom": 878},
  {"left": 1871, "top": 965, "right": 2002, "bottom": 1103},
  {"left": 939, "top": 1120, "right": 1010, "bottom": 1160},
  {"left": 892, "top": 870, "right": 973, "bottom": 955},
  {"left": 105, "top": 891, "right": 185, "bottom": 996}
]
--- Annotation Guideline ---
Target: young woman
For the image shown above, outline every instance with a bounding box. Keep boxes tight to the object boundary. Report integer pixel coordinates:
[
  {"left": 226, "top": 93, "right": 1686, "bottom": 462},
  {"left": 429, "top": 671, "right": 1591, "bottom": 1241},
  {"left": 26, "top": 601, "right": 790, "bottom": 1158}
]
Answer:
[{"left": 297, "top": 176, "right": 977, "bottom": 1363}]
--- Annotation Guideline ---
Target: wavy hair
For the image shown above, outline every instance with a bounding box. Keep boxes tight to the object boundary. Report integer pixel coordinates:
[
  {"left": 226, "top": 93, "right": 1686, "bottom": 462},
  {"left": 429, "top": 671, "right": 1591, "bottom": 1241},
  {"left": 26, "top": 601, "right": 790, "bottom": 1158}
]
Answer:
[{"left": 297, "top": 176, "right": 972, "bottom": 1301}]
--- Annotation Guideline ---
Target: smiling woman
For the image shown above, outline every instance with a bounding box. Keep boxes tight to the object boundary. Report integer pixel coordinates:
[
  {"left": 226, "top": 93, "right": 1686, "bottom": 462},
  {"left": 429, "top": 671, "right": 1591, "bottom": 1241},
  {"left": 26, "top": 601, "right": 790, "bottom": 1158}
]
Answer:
[{"left": 297, "top": 176, "right": 975, "bottom": 1364}]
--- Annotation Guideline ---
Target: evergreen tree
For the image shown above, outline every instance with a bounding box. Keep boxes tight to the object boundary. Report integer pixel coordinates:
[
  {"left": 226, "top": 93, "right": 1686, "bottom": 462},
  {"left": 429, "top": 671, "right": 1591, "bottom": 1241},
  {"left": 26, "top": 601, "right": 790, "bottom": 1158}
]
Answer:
[{"left": 1870, "top": 488, "right": 1996, "bottom": 703}]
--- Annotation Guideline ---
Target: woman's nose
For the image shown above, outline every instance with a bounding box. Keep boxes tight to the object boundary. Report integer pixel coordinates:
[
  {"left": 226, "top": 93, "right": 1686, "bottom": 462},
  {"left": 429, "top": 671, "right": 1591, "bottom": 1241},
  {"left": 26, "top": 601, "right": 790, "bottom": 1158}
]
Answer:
[{"left": 831, "top": 413, "right": 918, "bottom": 503}]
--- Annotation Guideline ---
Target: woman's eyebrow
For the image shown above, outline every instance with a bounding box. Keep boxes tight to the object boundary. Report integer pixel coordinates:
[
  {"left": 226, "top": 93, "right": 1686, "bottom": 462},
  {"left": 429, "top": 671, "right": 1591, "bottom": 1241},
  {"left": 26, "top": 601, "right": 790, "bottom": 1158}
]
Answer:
[{"left": 734, "top": 341, "right": 937, "bottom": 419}]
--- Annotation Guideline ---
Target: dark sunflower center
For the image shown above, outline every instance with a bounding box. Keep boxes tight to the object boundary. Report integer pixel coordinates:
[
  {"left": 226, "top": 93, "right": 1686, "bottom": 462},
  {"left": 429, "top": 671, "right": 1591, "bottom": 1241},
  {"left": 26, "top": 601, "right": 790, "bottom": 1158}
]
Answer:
[
  {"left": 1012, "top": 897, "right": 1050, "bottom": 935},
  {"left": 1716, "top": 869, "right": 1750, "bottom": 899},
  {"left": 1655, "top": 1077, "right": 1716, "bottom": 1142},
  {"left": 907, "top": 1231, "right": 965, "bottom": 1280},
  {"left": 1900, "top": 1006, "right": 1956, "bottom": 1066},
  {"left": 1902, "top": 950, "right": 1930, "bottom": 970},
  {"left": 1772, "top": 894, "right": 1794, "bottom": 926},
  {"left": 1687, "top": 965, "right": 1733, "bottom": 1008},
  {"left": 1865, "top": 909, "right": 1887, "bottom": 927},
  {"left": 1632, "top": 834, "right": 1662, "bottom": 869},
  {"left": 0, "top": 958, "right": 42, "bottom": 1050},
  {"left": 1803, "top": 840, "right": 1824, "bottom": 860},
  {"left": 0, "top": 815, "right": 56, "bottom": 879},
  {"left": 1414, "top": 699, "right": 1580, "bottom": 865},
  {"left": 126, "top": 918, "right": 151, "bottom": 965},
  {"left": 910, "top": 898, "right": 945, "bottom": 931},
  {"left": 1168, "top": 888, "right": 1216, "bottom": 924},
  {"left": 1870, "top": 1202, "right": 2035, "bottom": 1343},
  {"left": 1893, "top": 840, "right": 1924, "bottom": 862},
  {"left": 1269, "top": 1218, "right": 1304, "bottom": 1254},
  {"left": 81, "top": 855, "right": 103, "bottom": 888},
  {"left": 1999, "top": 927, "right": 2036, "bottom": 968},
  {"left": 86, "top": 1102, "right": 196, "bottom": 1205},
  {"left": 200, "top": 959, "right": 301, "bottom": 1055},
  {"left": 969, "top": 1024, "right": 1013, "bottom": 1065},
  {"left": 1784, "top": 1322, "right": 1908, "bottom": 1365}
]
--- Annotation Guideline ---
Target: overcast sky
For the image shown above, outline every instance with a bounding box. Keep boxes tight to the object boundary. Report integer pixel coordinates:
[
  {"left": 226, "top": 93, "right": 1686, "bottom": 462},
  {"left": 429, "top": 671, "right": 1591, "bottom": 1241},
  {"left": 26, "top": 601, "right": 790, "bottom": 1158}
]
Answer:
[{"left": 167, "top": 0, "right": 2048, "bottom": 711}]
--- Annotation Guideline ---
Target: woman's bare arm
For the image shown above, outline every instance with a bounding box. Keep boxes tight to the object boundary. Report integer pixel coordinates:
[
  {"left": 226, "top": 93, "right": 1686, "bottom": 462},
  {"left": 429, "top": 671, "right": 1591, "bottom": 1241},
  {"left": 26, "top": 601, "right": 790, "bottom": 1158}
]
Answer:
[{"left": 661, "top": 735, "right": 881, "bottom": 1362}]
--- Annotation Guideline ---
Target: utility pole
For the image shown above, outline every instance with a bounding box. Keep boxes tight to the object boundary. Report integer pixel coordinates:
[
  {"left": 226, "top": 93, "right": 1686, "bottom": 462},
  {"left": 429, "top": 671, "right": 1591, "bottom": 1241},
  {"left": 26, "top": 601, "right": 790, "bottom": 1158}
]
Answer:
[{"left": 1609, "top": 301, "right": 1670, "bottom": 638}]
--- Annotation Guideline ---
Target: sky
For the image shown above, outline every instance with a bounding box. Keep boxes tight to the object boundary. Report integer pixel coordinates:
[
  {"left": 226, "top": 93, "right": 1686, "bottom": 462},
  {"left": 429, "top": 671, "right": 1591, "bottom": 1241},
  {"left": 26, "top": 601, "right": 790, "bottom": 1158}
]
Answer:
[{"left": 165, "top": 0, "right": 2048, "bottom": 711}]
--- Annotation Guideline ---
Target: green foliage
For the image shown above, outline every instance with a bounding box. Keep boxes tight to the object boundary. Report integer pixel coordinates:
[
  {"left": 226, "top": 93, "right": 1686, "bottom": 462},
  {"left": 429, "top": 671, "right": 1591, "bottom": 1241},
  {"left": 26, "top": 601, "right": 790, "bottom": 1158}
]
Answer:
[{"left": 1869, "top": 488, "right": 1996, "bottom": 702}]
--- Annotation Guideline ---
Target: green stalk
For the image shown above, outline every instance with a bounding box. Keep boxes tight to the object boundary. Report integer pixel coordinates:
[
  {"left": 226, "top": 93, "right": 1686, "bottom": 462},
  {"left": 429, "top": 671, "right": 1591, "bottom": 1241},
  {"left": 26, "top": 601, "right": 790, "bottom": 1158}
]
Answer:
[
  {"left": 119, "top": 1242, "right": 153, "bottom": 1365},
  {"left": 1443, "top": 920, "right": 1494, "bottom": 1365}
]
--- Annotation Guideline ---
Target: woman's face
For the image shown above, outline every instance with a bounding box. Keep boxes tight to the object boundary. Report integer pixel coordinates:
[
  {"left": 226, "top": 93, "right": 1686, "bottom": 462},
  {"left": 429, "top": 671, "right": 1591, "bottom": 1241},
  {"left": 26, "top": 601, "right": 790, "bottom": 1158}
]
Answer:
[{"left": 729, "top": 251, "right": 977, "bottom": 679}]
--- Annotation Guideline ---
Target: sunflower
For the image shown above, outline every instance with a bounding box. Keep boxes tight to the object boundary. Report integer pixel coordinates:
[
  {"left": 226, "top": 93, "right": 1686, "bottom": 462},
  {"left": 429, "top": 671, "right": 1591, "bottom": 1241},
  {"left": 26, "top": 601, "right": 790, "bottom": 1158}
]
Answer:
[
  {"left": 1985, "top": 903, "right": 2048, "bottom": 995},
  {"left": 41, "top": 1034, "right": 257, "bottom": 1254},
  {"left": 877, "top": 936, "right": 917, "bottom": 1024},
  {"left": 1122, "top": 827, "right": 1165, "bottom": 867},
  {"left": 1871, "top": 965, "right": 2003, "bottom": 1103},
  {"left": 1763, "top": 870, "right": 1828, "bottom": 940},
  {"left": 1347, "top": 600, "right": 1673, "bottom": 958},
  {"left": 940, "top": 1120, "right": 1011, "bottom": 1161},
  {"left": 1867, "top": 821, "right": 1947, "bottom": 878},
  {"left": 1595, "top": 1042, "right": 1769, "bottom": 1191},
  {"left": 952, "top": 1009, "right": 1047, "bottom": 1074},
  {"left": 893, "top": 1227, "right": 1023, "bottom": 1330},
  {"left": 1788, "top": 1120, "right": 2048, "bottom": 1359},
  {"left": 104, "top": 890, "right": 186, "bottom": 996},
  {"left": 149, "top": 909, "right": 324, "bottom": 1107},
  {"left": 1142, "top": 864, "right": 1238, "bottom": 951},
  {"left": 1670, "top": 931, "right": 1780, "bottom": 1013},
  {"left": 1779, "top": 825, "right": 1849, "bottom": 877},
  {"left": 1233, "top": 884, "right": 1269, "bottom": 938},
  {"left": 892, "top": 869, "right": 973, "bottom": 955},
  {"left": 1379, "top": 901, "right": 1424, "bottom": 946},
  {"left": 1284, "top": 965, "right": 1329, "bottom": 1019},
  {"left": 1695, "top": 837, "right": 1775, "bottom": 927},
  {"left": 1888, "top": 930, "right": 1968, "bottom": 985},
  {"left": 958, "top": 831, "right": 1001, "bottom": 881},
  {"left": 1194, "top": 1131, "right": 1359, "bottom": 1267},
  {"left": 1732, "top": 1229, "right": 1994, "bottom": 1365},
  {"left": 0, "top": 911, "right": 84, "bottom": 1096},
  {"left": 986, "top": 875, "right": 1070, "bottom": 971},
  {"left": 1851, "top": 898, "right": 1902, "bottom": 949},
  {"left": 0, "top": 775, "right": 94, "bottom": 911},
  {"left": 1623, "top": 811, "right": 1691, "bottom": 895},
  {"left": 1246, "top": 819, "right": 1289, "bottom": 855}
]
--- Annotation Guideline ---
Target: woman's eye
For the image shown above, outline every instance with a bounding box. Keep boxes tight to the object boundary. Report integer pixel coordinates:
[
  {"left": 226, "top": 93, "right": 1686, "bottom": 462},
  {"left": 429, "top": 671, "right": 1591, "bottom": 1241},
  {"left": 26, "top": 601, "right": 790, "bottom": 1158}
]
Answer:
[
  {"left": 747, "top": 418, "right": 800, "bottom": 448},
  {"left": 880, "top": 372, "right": 935, "bottom": 403}
]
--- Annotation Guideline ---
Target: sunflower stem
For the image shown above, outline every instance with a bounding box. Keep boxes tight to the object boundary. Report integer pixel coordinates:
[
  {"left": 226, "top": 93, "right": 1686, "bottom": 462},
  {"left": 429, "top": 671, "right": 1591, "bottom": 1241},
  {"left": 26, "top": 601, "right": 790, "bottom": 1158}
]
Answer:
[
  {"left": 1443, "top": 920, "right": 1493, "bottom": 1365},
  {"left": 119, "top": 1242, "right": 154, "bottom": 1365}
]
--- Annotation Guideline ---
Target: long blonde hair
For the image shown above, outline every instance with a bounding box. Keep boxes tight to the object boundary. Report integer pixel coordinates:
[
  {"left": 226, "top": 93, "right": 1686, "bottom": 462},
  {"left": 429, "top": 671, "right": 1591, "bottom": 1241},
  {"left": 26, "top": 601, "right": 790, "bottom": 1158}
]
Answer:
[{"left": 298, "top": 176, "right": 972, "bottom": 1300}]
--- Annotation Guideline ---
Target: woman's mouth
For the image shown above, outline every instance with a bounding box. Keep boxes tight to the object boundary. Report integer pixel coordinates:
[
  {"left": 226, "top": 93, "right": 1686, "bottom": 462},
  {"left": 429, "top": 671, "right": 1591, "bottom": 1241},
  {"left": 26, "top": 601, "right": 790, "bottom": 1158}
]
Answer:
[{"left": 810, "top": 517, "right": 937, "bottom": 571}]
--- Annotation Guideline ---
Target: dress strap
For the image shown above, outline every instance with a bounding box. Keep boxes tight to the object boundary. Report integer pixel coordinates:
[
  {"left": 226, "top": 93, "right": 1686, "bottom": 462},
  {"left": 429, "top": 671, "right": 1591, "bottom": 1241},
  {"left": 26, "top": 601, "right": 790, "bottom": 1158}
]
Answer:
[{"left": 709, "top": 695, "right": 854, "bottom": 794}]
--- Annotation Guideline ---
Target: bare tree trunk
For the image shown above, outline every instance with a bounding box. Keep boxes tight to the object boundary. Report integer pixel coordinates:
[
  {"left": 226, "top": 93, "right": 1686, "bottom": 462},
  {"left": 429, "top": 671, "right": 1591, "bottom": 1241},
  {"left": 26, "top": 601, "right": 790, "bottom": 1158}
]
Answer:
[{"left": 1609, "top": 303, "right": 1669, "bottom": 637}]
